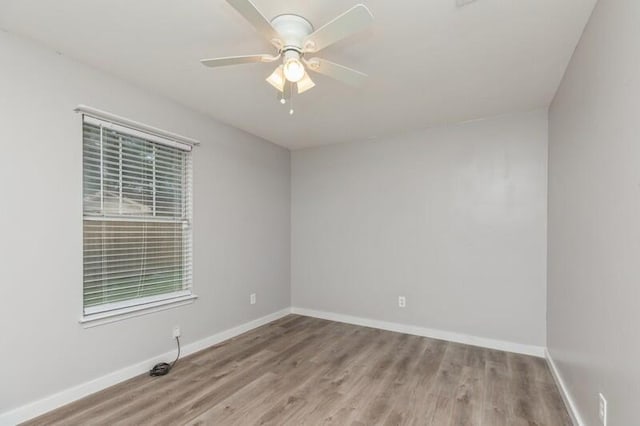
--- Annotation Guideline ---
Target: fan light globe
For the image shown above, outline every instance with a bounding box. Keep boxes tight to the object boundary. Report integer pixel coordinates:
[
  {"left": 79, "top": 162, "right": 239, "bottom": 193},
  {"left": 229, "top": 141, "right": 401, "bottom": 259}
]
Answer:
[{"left": 283, "top": 58, "right": 305, "bottom": 83}]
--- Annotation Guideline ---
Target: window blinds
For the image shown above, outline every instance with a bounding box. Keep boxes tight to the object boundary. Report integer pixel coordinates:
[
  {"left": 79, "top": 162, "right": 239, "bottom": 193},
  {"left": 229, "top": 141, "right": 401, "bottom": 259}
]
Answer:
[{"left": 82, "top": 117, "right": 193, "bottom": 315}]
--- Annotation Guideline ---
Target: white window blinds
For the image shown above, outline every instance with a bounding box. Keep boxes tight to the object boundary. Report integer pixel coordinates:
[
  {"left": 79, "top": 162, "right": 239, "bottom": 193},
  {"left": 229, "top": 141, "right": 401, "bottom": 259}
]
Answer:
[{"left": 82, "top": 116, "right": 193, "bottom": 315}]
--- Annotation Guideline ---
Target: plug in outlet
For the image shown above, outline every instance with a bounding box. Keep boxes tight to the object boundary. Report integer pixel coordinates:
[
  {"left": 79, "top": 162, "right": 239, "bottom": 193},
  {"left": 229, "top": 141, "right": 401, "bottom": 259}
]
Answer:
[
  {"left": 398, "top": 296, "right": 406, "bottom": 308},
  {"left": 250, "top": 293, "right": 256, "bottom": 305},
  {"left": 172, "top": 325, "right": 181, "bottom": 338},
  {"left": 598, "top": 393, "right": 607, "bottom": 425}
]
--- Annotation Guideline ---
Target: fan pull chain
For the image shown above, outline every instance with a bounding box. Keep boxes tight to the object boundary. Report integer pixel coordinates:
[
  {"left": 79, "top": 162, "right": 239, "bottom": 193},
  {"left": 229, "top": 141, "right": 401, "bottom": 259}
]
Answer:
[{"left": 289, "top": 81, "right": 295, "bottom": 115}]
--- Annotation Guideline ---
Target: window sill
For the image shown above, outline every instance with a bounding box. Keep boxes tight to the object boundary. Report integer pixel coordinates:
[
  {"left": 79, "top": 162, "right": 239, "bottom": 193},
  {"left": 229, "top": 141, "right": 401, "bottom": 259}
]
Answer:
[{"left": 80, "top": 294, "right": 198, "bottom": 328}]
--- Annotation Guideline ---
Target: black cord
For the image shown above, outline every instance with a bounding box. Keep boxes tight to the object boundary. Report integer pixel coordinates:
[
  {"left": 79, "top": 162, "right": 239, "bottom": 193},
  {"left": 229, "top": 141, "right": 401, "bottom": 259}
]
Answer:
[
  {"left": 149, "top": 336, "right": 181, "bottom": 376},
  {"left": 171, "top": 336, "right": 181, "bottom": 369}
]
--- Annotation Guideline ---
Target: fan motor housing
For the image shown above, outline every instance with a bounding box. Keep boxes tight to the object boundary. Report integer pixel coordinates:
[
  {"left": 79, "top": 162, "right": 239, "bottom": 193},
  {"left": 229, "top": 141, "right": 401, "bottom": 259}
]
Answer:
[{"left": 270, "top": 14, "right": 314, "bottom": 51}]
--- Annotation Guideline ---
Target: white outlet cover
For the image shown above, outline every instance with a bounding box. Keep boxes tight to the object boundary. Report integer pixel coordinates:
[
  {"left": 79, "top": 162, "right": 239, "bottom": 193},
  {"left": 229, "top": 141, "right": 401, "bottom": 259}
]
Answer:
[
  {"left": 398, "top": 296, "right": 406, "bottom": 308},
  {"left": 250, "top": 293, "right": 256, "bottom": 305},
  {"left": 172, "top": 326, "right": 181, "bottom": 338}
]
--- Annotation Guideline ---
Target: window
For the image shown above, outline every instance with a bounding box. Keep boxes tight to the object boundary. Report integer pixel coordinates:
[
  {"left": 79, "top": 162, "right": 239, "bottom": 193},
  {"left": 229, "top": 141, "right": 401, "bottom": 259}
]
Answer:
[{"left": 82, "top": 114, "right": 194, "bottom": 321}]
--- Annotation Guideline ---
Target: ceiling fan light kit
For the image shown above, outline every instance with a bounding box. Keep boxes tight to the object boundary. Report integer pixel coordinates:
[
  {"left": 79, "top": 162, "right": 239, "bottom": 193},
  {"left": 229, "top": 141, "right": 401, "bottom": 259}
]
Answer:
[{"left": 200, "top": 0, "right": 373, "bottom": 113}]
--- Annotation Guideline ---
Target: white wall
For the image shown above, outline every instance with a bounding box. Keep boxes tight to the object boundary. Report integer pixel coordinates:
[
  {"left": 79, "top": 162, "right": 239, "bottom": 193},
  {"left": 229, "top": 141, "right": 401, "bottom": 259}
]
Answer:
[
  {"left": 292, "top": 110, "right": 548, "bottom": 347},
  {"left": 0, "top": 31, "right": 290, "bottom": 415},
  {"left": 548, "top": 0, "right": 640, "bottom": 424}
]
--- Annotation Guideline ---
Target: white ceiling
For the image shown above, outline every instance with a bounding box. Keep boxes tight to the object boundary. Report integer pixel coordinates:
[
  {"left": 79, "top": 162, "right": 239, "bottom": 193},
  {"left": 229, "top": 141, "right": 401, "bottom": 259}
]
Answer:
[{"left": 0, "top": 0, "right": 596, "bottom": 149}]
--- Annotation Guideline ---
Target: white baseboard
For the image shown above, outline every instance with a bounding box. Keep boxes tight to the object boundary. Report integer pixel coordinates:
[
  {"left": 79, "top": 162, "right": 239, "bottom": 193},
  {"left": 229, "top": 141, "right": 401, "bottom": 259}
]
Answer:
[
  {"left": 291, "top": 307, "right": 545, "bottom": 357},
  {"left": 545, "top": 349, "right": 584, "bottom": 426},
  {"left": 0, "top": 308, "right": 292, "bottom": 426},
  {"left": 1, "top": 306, "right": 549, "bottom": 425}
]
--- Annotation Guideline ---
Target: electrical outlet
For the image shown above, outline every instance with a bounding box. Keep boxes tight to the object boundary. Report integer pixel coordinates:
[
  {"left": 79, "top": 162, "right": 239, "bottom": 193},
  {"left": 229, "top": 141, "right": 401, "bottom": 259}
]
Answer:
[
  {"left": 598, "top": 393, "right": 607, "bottom": 425},
  {"left": 398, "top": 296, "right": 406, "bottom": 308},
  {"left": 172, "top": 325, "right": 181, "bottom": 338},
  {"left": 250, "top": 293, "right": 256, "bottom": 305}
]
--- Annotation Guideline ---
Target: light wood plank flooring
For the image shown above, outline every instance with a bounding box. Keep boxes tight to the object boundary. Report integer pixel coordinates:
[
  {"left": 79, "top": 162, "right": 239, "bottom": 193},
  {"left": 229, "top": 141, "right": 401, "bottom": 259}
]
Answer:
[{"left": 24, "top": 315, "right": 571, "bottom": 425}]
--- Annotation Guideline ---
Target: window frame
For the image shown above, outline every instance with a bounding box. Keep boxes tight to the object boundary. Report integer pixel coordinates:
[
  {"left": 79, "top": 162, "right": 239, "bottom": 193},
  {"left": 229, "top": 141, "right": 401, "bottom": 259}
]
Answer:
[{"left": 77, "top": 107, "right": 198, "bottom": 326}]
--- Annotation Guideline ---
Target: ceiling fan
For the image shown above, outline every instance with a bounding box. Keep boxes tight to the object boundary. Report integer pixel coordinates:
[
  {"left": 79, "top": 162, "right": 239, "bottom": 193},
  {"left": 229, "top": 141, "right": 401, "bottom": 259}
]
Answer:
[{"left": 200, "top": 0, "right": 374, "bottom": 111}]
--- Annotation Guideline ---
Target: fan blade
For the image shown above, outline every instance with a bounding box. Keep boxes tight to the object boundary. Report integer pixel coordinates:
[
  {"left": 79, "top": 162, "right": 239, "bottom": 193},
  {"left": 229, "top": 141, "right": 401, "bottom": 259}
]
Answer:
[
  {"left": 305, "top": 58, "right": 368, "bottom": 87},
  {"left": 200, "top": 54, "right": 279, "bottom": 68},
  {"left": 227, "top": 0, "right": 281, "bottom": 45},
  {"left": 303, "top": 4, "right": 373, "bottom": 53}
]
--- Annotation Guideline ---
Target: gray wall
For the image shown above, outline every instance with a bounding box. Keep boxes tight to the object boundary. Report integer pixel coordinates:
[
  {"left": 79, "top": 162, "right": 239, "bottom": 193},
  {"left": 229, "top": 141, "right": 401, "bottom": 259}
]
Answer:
[
  {"left": 548, "top": 0, "right": 640, "bottom": 424},
  {"left": 0, "top": 31, "right": 290, "bottom": 414},
  {"left": 292, "top": 110, "right": 548, "bottom": 347}
]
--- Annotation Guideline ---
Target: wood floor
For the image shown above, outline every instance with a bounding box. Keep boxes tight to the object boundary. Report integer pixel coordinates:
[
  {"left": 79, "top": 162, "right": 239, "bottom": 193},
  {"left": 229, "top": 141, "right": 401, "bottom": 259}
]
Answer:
[{"left": 24, "top": 315, "right": 571, "bottom": 426}]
